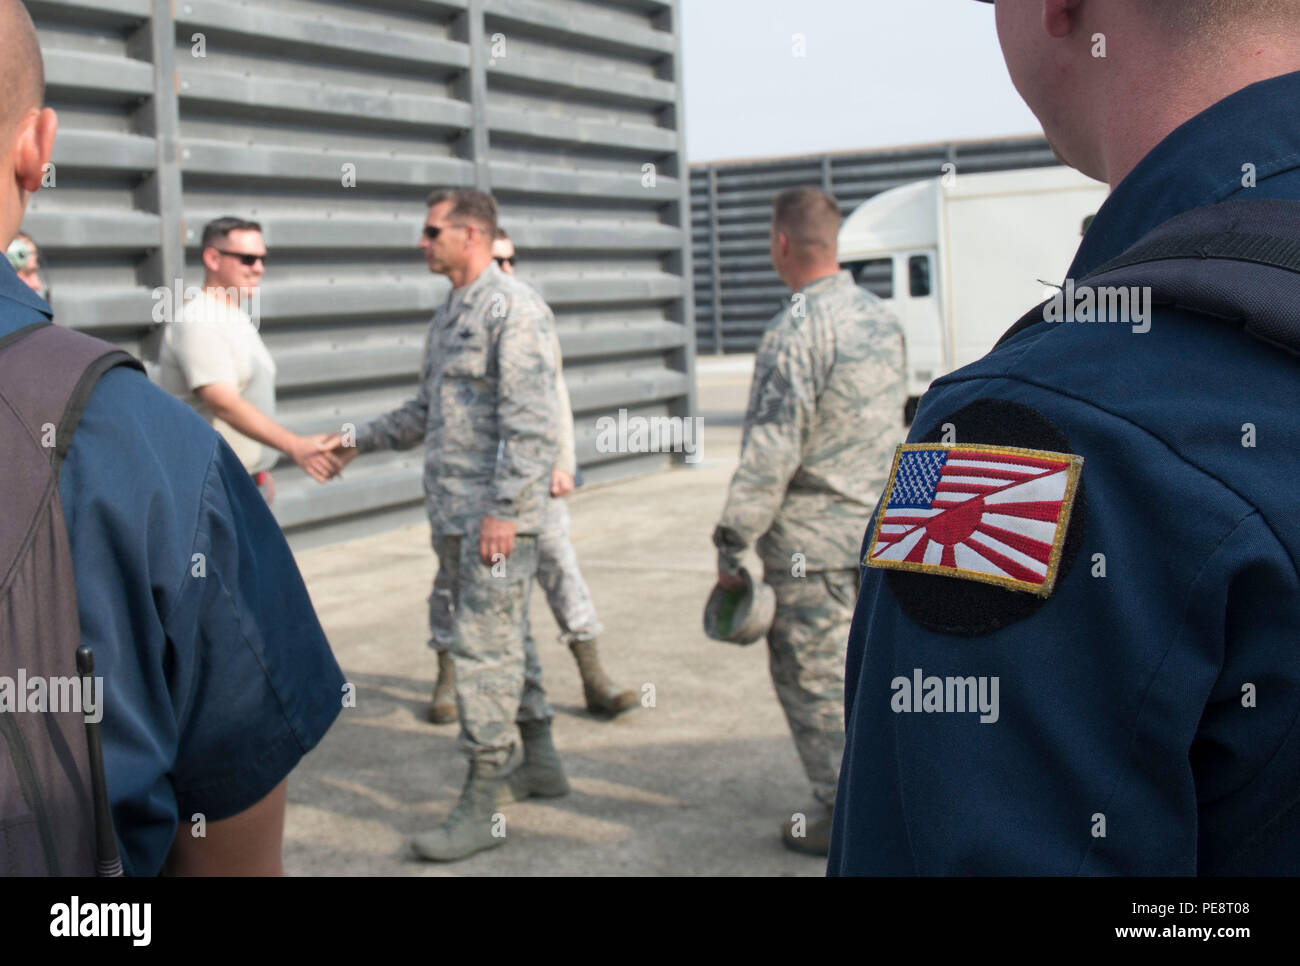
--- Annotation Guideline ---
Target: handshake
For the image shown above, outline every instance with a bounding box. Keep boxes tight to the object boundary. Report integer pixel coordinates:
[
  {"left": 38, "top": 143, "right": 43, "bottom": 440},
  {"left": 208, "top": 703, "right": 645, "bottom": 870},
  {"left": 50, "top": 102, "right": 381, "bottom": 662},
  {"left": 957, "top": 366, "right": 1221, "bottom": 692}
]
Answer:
[{"left": 286, "top": 432, "right": 358, "bottom": 483}]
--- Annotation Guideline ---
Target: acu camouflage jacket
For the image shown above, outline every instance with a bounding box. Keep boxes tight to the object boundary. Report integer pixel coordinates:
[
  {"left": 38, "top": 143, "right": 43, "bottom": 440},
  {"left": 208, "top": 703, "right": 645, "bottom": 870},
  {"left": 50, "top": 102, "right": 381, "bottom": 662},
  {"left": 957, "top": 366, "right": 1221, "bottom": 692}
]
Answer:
[
  {"left": 715, "top": 269, "right": 905, "bottom": 575},
  {"left": 356, "top": 261, "right": 559, "bottom": 535}
]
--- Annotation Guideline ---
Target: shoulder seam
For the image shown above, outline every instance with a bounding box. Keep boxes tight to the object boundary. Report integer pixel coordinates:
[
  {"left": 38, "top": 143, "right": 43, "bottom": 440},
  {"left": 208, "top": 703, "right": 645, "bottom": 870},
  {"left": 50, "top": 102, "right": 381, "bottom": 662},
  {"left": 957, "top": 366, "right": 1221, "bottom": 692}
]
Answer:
[
  {"left": 928, "top": 370, "right": 1287, "bottom": 553},
  {"left": 167, "top": 434, "right": 224, "bottom": 614}
]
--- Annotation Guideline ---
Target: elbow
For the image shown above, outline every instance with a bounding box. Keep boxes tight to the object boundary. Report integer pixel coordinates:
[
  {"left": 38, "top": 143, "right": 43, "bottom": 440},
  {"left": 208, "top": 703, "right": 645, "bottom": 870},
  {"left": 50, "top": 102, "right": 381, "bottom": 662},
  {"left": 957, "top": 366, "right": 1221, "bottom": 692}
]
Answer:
[
  {"left": 197, "top": 388, "right": 236, "bottom": 422},
  {"left": 207, "top": 401, "right": 234, "bottom": 422}
]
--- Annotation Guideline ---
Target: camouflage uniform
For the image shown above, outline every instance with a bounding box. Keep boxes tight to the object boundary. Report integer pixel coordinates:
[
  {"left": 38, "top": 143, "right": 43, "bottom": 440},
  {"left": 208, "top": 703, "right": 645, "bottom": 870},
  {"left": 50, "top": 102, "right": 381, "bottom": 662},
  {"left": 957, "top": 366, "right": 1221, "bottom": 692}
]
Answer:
[
  {"left": 713, "top": 269, "right": 905, "bottom": 806},
  {"left": 357, "top": 261, "right": 558, "bottom": 766},
  {"left": 534, "top": 329, "right": 603, "bottom": 647},
  {"left": 533, "top": 497, "right": 602, "bottom": 646},
  {"left": 428, "top": 328, "right": 601, "bottom": 671},
  {"left": 430, "top": 561, "right": 556, "bottom": 723}
]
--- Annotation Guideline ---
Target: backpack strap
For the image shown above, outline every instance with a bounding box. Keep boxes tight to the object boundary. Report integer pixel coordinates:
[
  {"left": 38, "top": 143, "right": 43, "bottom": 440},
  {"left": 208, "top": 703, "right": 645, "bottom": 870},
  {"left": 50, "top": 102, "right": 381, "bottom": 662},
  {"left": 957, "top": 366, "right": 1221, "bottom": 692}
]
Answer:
[
  {"left": 0, "top": 322, "right": 145, "bottom": 475},
  {"left": 0, "top": 322, "right": 143, "bottom": 876},
  {"left": 996, "top": 198, "right": 1300, "bottom": 357}
]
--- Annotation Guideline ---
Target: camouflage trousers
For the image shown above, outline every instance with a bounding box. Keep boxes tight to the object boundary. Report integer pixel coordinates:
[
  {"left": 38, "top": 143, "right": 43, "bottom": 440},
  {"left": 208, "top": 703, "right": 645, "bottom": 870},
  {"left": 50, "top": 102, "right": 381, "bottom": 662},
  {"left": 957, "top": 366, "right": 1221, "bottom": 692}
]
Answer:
[
  {"left": 431, "top": 526, "right": 551, "bottom": 766},
  {"left": 533, "top": 496, "right": 603, "bottom": 645},
  {"left": 429, "top": 497, "right": 602, "bottom": 698},
  {"left": 762, "top": 566, "right": 859, "bottom": 808}
]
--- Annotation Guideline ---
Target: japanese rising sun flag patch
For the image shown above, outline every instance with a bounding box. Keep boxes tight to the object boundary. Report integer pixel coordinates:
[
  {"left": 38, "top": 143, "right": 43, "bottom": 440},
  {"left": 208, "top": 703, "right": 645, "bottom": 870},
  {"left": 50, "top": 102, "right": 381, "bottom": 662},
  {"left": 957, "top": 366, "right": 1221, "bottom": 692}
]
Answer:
[{"left": 865, "top": 443, "right": 1084, "bottom": 597}]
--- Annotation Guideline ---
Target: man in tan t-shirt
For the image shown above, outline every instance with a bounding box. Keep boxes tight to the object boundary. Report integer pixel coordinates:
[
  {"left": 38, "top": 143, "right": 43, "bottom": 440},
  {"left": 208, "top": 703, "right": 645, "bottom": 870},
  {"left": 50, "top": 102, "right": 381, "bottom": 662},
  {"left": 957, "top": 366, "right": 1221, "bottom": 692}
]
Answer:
[{"left": 159, "top": 217, "right": 339, "bottom": 501}]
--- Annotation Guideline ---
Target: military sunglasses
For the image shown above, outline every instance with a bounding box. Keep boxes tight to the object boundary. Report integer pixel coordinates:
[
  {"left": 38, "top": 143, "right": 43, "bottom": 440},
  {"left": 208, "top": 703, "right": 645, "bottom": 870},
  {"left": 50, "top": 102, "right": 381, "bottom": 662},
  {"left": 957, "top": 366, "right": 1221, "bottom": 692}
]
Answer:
[
  {"left": 423, "top": 223, "right": 470, "bottom": 240},
  {"left": 215, "top": 249, "right": 267, "bottom": 267},
  {"left": 494, "top": 255, "right": 515, "bottom": 268}
]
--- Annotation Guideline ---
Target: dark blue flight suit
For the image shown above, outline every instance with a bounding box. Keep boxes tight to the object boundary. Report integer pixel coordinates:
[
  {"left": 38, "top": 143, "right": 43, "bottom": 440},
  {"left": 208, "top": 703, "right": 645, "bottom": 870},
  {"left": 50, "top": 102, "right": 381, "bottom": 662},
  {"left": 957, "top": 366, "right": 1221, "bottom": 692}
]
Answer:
[{"left": 830, "top": 70, "right": 1300, "bottom": 875}]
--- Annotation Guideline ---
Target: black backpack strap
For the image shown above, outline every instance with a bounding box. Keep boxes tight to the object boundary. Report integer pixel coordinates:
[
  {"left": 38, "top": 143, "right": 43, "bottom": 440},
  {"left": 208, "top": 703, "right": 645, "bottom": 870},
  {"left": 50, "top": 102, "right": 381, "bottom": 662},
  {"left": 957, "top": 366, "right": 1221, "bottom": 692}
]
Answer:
[
  {"left": 996, "top": 199, "right": 1300, "bottom": 357},
  {"left": 0, "top": 322, "right": 143, "bottom": 877},
  {"left": 0, "top": 322, "right": 145, "bottom": 474}
]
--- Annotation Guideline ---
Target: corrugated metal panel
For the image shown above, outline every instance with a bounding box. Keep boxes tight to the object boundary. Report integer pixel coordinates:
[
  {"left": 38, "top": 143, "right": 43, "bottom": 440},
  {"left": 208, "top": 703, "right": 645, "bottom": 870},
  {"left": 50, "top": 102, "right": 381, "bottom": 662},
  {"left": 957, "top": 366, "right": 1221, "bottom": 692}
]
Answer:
[
  {"left": 27, "top": 0, "right": 695, "bottom": 549},
  {"left": 26, "top": 0, "right": 163, "bottom": 359},
  {"left": 691, "top": 137, "right": 1060, "bottom": 353}
]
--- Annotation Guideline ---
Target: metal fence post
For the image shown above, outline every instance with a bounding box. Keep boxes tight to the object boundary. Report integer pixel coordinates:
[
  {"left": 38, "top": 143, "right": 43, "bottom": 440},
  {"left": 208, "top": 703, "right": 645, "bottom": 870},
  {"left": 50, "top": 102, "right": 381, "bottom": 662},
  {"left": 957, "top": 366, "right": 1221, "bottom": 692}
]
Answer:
[
  {"left": 129, "top": 1, "right": 185, "bottom": 365},
  {"left": 706, "top": 165, "right": 723, "bottom": 354},
  {"left": 657, "top": 0, "right": 698, "bottom": 460},
  {"left": 458, "top": 0, "right": 491, "bottom": 190}
]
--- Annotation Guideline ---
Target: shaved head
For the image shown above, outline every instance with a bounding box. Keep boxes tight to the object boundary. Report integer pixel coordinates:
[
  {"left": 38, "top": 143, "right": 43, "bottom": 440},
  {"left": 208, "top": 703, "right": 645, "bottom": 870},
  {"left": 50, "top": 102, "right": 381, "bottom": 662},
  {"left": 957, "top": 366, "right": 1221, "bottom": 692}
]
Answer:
[
  {"left": 1, "top": 0, "right": 55, "bottom": 249},
  {"left": 1, "top": 0, "right": 44, "bottom": 133}
]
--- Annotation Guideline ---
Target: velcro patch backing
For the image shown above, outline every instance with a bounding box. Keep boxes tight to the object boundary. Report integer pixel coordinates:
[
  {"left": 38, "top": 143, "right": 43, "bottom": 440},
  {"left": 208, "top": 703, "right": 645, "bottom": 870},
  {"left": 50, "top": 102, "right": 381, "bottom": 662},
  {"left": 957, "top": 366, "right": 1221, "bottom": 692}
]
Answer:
[
  {"left": 865, "top": 443, "right": 1083, "bottom": 597},
  {"left": 875, "top": 398, "right": 1090, "bottom": 637}
]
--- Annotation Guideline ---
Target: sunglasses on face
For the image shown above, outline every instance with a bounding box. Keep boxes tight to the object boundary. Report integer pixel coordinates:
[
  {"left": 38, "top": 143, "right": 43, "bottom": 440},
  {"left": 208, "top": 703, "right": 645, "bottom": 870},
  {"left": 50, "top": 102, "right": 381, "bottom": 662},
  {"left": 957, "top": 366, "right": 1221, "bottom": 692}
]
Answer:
[
  {"left": 494, "top": 256, "right": 515, "bottom": 268},
  {"left": 215, "top": 250, "right": 267, "bottom": 267},
  {"left": 423, "top": 223, "right": 470, "bottom": 240}
]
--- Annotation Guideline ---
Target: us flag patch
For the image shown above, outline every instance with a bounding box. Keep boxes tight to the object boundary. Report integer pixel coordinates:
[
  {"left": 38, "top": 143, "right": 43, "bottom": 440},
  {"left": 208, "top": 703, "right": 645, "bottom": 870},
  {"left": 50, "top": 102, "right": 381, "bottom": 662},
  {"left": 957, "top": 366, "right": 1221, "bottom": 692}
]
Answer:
[{"left": 865, "top": 443, "right": 1084, "bottom": 597}]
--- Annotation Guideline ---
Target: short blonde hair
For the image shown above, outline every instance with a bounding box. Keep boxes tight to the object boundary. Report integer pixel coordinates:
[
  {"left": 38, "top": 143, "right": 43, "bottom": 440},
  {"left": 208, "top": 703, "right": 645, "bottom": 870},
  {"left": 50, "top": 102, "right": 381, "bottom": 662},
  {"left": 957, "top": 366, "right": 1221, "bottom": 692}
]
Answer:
[
  {"left": 1, "top": 0, "right": 44, "bottom": 132},
  {"left": 1145, "top": 0, "right": 1300, "bottom": 34},
  {"left": 772, "top": 187, "right": 840, "bottom": 252}
]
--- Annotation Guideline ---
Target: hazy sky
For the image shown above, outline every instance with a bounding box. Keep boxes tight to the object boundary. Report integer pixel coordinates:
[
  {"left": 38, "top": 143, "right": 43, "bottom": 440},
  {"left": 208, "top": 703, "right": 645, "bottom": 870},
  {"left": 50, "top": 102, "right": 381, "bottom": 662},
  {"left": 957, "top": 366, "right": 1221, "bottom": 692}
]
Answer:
[{"left": 681, "top": 0, "right": 1043, "bottom": 163}]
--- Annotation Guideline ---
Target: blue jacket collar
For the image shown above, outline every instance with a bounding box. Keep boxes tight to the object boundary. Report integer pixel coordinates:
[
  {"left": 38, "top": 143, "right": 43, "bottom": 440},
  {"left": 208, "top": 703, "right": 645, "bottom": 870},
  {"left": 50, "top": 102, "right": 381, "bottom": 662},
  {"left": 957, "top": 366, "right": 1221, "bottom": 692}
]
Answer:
[
  {"left": 0, "top": 253, "right": 52, "bottom": 321},
  {"left": 1070, "top": 69, "right": 1300, "bottom": 279}
]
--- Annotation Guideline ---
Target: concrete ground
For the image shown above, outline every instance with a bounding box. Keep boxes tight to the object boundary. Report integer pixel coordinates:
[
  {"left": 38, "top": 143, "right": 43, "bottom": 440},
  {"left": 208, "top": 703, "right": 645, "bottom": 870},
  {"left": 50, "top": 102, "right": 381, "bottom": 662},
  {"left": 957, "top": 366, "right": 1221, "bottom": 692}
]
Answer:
[{"left": 285, "top": 354, "right": 831, "bottom": 876}]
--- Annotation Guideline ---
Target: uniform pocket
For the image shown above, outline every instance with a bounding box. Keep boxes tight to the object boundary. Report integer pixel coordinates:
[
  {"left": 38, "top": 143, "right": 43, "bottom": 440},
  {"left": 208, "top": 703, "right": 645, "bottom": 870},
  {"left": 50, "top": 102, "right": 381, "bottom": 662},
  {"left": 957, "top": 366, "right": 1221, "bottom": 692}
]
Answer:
[
  {"left": 439, "top": 329, "right": 491, "bottom": 460},
  {"left": 442, "top": 328, "right": 488, "bottom": 379}
]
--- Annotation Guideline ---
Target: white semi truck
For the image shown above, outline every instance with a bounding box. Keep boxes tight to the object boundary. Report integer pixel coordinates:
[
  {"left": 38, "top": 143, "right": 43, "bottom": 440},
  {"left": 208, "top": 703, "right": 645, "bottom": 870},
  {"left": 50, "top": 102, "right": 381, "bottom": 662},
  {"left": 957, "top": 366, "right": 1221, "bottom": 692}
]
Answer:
[{"left": 837, "top": 166, "right": 1110, "bottom": 421}]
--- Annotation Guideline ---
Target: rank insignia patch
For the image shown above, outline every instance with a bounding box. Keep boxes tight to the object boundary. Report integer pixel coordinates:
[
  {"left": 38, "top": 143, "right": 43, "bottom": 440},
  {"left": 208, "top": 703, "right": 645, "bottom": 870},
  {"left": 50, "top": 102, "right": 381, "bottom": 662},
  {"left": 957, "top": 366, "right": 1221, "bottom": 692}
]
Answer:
[{"left": 865, "top": 443, "right": 1084, "bottom": 597}]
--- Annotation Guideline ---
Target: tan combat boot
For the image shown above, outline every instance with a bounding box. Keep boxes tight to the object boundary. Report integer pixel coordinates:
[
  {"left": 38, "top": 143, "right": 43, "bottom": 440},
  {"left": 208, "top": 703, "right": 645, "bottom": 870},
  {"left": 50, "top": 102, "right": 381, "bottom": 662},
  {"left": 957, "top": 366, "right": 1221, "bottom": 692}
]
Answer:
[
  {"left": 427, "top": 650, "right": 457, "bottom": 724},
  {"left": 782, "top": 803, "right": 833, "bottom": 856},
  {"left": 504, "top": 719, "right": 570, "bottom": 801},
  {"left": 569, "top": 639, "right": 637, "bottom": 716},
  {"left": 411, "top": 758, "right": 511, "bottom": 862}
]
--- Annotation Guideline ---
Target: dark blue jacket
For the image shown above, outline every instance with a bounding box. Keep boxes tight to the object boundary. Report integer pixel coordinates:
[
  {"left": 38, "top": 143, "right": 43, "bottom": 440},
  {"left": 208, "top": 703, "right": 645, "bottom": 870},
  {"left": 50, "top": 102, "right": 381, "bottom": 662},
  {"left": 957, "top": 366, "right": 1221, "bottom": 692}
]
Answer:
[
  {"left": 0, "top": 264, "right": 343, "bottom": 875},
  {"left": 830, "top": 71, "right": 1300, "bottom": 875}
]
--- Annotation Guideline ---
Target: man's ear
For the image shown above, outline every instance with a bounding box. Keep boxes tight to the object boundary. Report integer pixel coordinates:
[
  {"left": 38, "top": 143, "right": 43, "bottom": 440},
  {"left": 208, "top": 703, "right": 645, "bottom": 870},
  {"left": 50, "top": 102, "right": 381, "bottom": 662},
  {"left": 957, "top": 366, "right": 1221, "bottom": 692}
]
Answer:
[
  {"left": 14, "top": 107, "right": 58, "bottom": 194},
  {"left": 201, "top": 246, "right": 221, "bottom": 274},
  {"left": 1043, "top": 0, "right": 1084, "bottom": 39}
]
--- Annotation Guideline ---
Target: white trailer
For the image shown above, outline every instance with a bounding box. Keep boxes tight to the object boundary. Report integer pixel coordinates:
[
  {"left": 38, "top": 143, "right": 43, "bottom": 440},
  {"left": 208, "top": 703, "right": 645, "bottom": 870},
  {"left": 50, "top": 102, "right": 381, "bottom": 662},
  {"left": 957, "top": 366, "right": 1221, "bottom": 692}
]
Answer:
[{"left": 837, "top": 167, "right": 1110, "bottom": 419}]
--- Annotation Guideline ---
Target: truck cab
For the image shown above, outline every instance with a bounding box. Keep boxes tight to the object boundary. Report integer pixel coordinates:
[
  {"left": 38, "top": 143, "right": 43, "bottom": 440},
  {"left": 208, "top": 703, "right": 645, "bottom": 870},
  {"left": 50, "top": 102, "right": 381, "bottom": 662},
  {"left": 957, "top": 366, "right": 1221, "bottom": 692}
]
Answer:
[{"left": 839, "top": 167, "right": 1109, "bottom": 424}]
